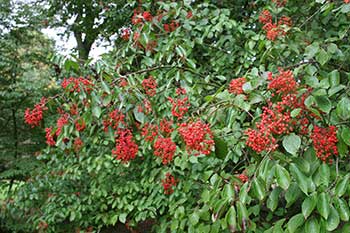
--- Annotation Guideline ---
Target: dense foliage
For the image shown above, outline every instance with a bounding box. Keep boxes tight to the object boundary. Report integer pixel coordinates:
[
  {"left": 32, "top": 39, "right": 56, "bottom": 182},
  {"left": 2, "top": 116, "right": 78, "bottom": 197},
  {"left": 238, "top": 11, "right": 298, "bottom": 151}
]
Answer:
[{"left": 2, "top": 0, "right": 350, "bottom": 232}]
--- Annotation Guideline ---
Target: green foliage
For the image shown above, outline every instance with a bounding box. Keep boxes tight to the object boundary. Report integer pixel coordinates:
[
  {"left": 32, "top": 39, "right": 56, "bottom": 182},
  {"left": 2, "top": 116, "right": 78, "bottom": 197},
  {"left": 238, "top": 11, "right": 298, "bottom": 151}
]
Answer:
[{"left": 4, "top": 0, "right": 350, "bottom": 232}]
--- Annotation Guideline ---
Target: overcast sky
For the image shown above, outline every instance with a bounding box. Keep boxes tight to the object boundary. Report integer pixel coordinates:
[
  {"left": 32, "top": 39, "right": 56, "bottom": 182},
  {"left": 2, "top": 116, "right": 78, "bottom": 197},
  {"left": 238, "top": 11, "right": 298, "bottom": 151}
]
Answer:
[{"left": 41, "top": 27, "right": 111, "bottom": 61}]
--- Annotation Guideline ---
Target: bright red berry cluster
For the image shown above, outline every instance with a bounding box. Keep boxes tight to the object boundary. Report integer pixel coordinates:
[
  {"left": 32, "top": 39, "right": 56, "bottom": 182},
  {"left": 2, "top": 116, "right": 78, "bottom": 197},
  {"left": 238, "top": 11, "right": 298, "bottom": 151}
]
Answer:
[
  {"left": 154, "top": 137, "right": 177, "bottom": 165},
  {"left": 259, "top": 9, "right": 292, "bottom": 41},
  {"left": 178, "top": 120, "right": 214, "bottom": 155},
  {"left": 24, "top": 97, "right": 47, "bottom": 128},
  {"left": 272, "top": 0, "right": 287, "bottom": 7},
  {"left": 245, "top": 128, "right": 278, "bottom": 153},
  {"left": 228, "top": 77, "right": 246, "bottom": 95},
  {"left": 160, "top": 118, "right": 173, "bottom": 135},
  {"left": 75, "top": 118, "right": 86, "bottom": 132},
  {"left": 112, "top": 128, "right": 138, "bottom": 163},
  {"left": 142, "top": 76, "right": 157, "bottom": 97},
  {"left": 61, "top": 77, "right": 94, "bottom": 93},
  {"left": 268, "top": 69, "right": 297, "bottom": 95},
  {"left": 311, "top": 126, "right": 338, "bottom": 163},
  {"left": 141, "top": 123, "right": 159, "bottom": 142},
  {"left": 238, "top": 174, "right": 249, "bottom": 183},
  {"left": 168, "top": 97, "right": 190, "bottom": 120},
  {"left": 56, "top": 113, "right": 69, "bottom": 136},
  {"left": 45, "top": 127, "right": 55, "bottom": 146},
  {"left": 103, "top": 110, "right": 125, "bottom": 132},
  {"left": 163, "top": 21, "right": 180, "bottom": 33},
  {"left": 161, "top": 173, "right": 177, "bottom": 195}
]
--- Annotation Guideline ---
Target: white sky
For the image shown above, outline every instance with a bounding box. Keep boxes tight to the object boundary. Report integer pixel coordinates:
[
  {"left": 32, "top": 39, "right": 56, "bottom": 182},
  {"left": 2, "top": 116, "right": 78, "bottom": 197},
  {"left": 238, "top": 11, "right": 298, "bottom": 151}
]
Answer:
[{"left": 41, "top": 27, "right": 111, "bottom": 61}]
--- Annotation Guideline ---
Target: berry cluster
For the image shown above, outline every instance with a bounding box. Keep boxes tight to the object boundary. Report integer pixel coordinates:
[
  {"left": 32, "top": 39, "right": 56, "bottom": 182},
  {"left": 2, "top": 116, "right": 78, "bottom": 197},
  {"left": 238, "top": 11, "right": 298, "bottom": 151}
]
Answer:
[
  {"left": 24, "top": 97, "right": 47, "bottom": 128},
  {"left": 238, "top": 174, "right": 249, "bottom": 183},
  {"left": 142, "top": 76, "right": 157, "bottom": 97},
  {"left": 311, "top": 126, "right": 338, "bottom": 163},
  {"left": 178, "top": 120, "right": 214, "bottom": 155},
  {"left": 45, "top": 127, "right": 55, "bottom": 146},
  {"left": 168, "top": 97, "right": 190, "bottom": 120},
  {"left": 56, "top": 113, "right": 69, "bottom": 136},
  {"left": 160, "top": 118, "right": 173, "bottom": 135},
  {"left": 141, "top": 123, "right": 159, "bottom": 142},
  {"left": 154, "top": 137, "right": 177, "bottom": 165},
  {"left": 112, "top": 128, "right": 138, "bottom": 163},
  {"left": 73, "top": 137, "right": 83, "bottom": 152},
  {"left": 259, "top": 9, "right": 292, "bottom": 41},
  {"left": 75, "top": 118, "right": 86, "bottom": 132},
  {"left": 268, "top": 69, "right": 297, "bottom": 96},
  {"left": 61, "top": 77, "right": 94, "bottom": 93},
  {"left": 161, "top": 173, "right": 177, "bottom": 195},
  {"left": 103, "top": 110, "right": 125, "bottom": 132},
  {"left": 228, "top": 77, "right": 246, "bottom": 95}
]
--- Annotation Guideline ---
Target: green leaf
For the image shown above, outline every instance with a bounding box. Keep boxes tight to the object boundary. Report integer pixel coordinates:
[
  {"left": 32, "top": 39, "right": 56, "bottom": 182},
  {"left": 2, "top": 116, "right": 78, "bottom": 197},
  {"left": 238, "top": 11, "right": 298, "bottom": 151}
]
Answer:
[
  {"left": 314, "top": 95, "right": 332, "bottom": 114},
  {"left": 275, "top": 164, "right": 291, "bottom": 190},
  {"left": 334, "top": 197, "right": 350, "bottom": 221},
  {"left": 318, "top": 163, "right": 330, "bottom": 187},
  {"left": 267, "top": 187, "right": 282, "bottom": 212},
  {"left": 334, "top": 174, "right": 349, "bottom": 197},
  {"left": 302, "top": 193, "right": 317, "bottom": 219},
  {"left": 226, "top": 206, "right": 237, "bottom": 232},
  {"left": 189, "top": 212, "right": 199, "bottom": 225},
  {"left": 305, "top": 43, "right": 319, "bottom": 58},
  {"left": 290, "top": 163, "right": 308, "bottom": 195},
  {"left": 92, "top": 106, "right": 102, "bottom": 118},
  {"left": 101, "top": 80, "right": 111, "bottom": 94},
  {"left": 282, "top": 134, "right": 301, "bottom": 155},
  {"left": 119, "top": 213, "right": 127, "bottom": 223},
  {"left": 236, "top": 201, "right": 249, "bottom": 228},
  {"left": 329, "top": 70, "right": 340, "bottom": 86},
  {"left": 326, "top": 206, "right": 340, "bottom": 231},
  {"left": 251, "top": 178, "right": 265, "bottom": 201},
  {"left": 317, "top": 192, "right": 330, "bottom": 219},
  {"left": 223, "top": 184, "right": 235, "bottom": 202},
  {"left": 341, "top": 127, "right": 350, "bottom": 146},
  {"left": 290, "top": 108, "right": 302, "bottom": 118},
  {"left": 336, "top": 97, "right": 350, "bottom": 120},
  {"left": 287, "top": 213, "right": 304, "bottom": 233},
  {"left": 316, "top": 49, "right": 329, "bottom": 66},
  {"left": 305, "top": 217, "right": 320, "bottom": 233},
  {"left": 285, "top": 183, "right": 302, "bottom": 207}
]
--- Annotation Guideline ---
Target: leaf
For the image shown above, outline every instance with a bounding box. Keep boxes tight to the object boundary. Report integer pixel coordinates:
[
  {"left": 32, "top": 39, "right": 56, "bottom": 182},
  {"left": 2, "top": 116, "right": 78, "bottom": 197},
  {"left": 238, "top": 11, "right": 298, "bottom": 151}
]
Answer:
[
  {"left": 305, "top": 43, "right": 319, "bottom": 58},
  {"left": 119, "top": 213, "right": 127, "bottom": 223},
  {"left": 316, "top": 48, "right": 329, "bottom": 66},
  {"left": 236, "top": 201, "right": 249, "bottom": 230},
  {"left": 341, "top": 127, "right": 350, "bottom": 146},
  {"left": 275, "top": 164, "right": 291, "bottom": 190},
  {"left": 223, "top": 184, "right": 235, "bottom": 202},
  {"left": 302, "top": 193, "right": 317, "bottom": 219},
  {"left": 133, "top": 107, "right": 145, "bottom": 124},
  {"left": 336, "top": 97, "right": 350, "bottom": 120},
  {"left": 189, "top": 212, "right": 199, "bottom": 225},
  {"left": 92, "top": 106, "right": 102, "bottom": 118},
  {"left": 318, "top": 163, "right": 330, "bottom": 187},
  {"left": 285, "top": 183, "right": 302, "bottom": 207},
  {"left": 314, "top": 95, "right": 332, "bottom": 114},
  {"left": 282, "top": 134, "right": 301, "bottom": 155},
  {"left": 267, "top": 187, "right": 282, "bottom": 212},
  {"left": 317, "top": 192, "right": 330, "bottom": 220},
  {"left": 287, "top": 213, "right": 304, "bottom": 233},
  {"left": 289, "top": 163, "right": 308, "bottom": 195},
  {"left": 334, "top": 197, "right": 350, "bottom": 221},
  {"left": 290, "top": 108, "right": 302, "bottom": 118},
  {"left": 226, "top": 206, "right": 237, "bottom": 232},
  {"left": 326, "top": 206, "right": 340, "bottom": 231},
  {"left": 335, "top": 174, "right": 349, "bottom": 197},
  {"left": 251, "top": 178, "right": 265, "bottom": 201},
  {"left": 305, "top": 217, "right": 320, "bottom": 233},
  {"left": 101, "top": 80, "right": 111, "bottom": 94}
]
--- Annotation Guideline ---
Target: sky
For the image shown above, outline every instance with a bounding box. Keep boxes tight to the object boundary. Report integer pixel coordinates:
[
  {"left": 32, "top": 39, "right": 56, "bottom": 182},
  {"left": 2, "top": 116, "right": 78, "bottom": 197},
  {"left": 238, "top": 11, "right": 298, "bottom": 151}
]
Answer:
[{"left": 41, "top": 27, "right": 111, "bottom": 61}]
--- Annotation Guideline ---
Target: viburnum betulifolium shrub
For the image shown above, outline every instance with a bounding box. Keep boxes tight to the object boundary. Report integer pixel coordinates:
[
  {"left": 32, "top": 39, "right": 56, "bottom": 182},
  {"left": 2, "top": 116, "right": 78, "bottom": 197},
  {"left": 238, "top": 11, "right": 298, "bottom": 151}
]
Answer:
[{"left": 4, "top": 0, "right": 350, "bottom": 232}]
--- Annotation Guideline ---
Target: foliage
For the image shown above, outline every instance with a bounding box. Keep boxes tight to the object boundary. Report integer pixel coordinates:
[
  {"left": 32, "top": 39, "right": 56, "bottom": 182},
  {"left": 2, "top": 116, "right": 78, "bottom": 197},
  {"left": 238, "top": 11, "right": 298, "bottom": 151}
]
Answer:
[{"left": 4, "top": 0, "right": 350, "bottom": 232}]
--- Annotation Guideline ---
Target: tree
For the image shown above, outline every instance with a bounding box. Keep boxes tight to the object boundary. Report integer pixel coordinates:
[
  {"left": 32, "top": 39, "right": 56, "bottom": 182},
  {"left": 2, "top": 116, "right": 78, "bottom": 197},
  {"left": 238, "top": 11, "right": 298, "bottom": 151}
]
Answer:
[
  {"left": 37, "top": 0, "right": 134, "bottom": 61},
  {"left": 5, "top": 0, "right": 350, "bottom": 232}
]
